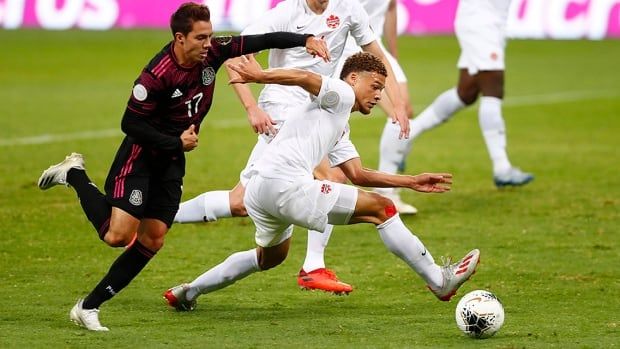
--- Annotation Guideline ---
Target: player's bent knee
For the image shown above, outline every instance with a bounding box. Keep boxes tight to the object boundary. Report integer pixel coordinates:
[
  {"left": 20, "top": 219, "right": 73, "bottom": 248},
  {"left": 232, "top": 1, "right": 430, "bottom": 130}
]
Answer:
[
  {"left": 375, "top": 194, "right": 398, "bottom": 223},
  {"left": 103, "top": 230, "right": 135, "bottom": 247},
  {"left": 256, "top": 246, "right": 288, "bottom": 270}
]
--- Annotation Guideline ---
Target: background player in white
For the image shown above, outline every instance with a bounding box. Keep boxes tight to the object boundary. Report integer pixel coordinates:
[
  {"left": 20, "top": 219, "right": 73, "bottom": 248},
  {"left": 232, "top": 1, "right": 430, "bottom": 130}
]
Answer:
[
  {"left": 379, "top": 0, "right": 534, "bottom": 187},
  {"left": 335, "top": 0, "right": 418, "bottom": 214},
  {"left": 174, "top": 0, "right": 411, "bottom": 294},
  {"left": 164, "top": 52, "right": 480, "bottom": 311}
]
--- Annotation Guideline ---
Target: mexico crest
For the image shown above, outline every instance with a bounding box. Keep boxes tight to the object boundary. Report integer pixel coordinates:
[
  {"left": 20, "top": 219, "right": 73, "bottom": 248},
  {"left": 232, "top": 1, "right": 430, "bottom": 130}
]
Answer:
[
  {"left": 202, "top": 67, "right": 215, "bottom": 85},
  {"left": 129, "top": 189, "right": 143, "bottom": 206}
]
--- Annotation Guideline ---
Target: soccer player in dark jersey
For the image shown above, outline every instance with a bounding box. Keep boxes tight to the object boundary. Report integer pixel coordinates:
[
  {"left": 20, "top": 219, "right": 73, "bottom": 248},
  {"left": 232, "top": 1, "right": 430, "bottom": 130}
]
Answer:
[{"left": 36, "top": 2, "right": 329, "bottom": 331}]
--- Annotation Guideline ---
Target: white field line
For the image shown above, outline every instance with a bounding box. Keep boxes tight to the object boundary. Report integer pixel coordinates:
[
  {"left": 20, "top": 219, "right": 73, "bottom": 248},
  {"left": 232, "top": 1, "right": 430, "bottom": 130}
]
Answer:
[{"left": 2, "top": 89, "right": 618, "bottom": 147}]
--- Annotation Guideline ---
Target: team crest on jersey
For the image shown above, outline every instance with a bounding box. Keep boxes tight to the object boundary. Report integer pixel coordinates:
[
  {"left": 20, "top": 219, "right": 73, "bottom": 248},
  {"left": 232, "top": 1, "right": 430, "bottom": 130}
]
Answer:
[
  {"left": 320, "top": 183, "right": 332, "bottom": 194},
  {"left": 213, "top": 35, "right": 232, "bottom": 45},
  {"left": 202, "top": 67, "right": 215, "bottom": 85},
  {"left": 321, "top": 90, "right": 340, "bottom": 108},
  {"left": 326, "top": 14, "right": 340, "bottom": 29},
  {"left": 129, "top": 189, "right": 143, "bottom": 206}
]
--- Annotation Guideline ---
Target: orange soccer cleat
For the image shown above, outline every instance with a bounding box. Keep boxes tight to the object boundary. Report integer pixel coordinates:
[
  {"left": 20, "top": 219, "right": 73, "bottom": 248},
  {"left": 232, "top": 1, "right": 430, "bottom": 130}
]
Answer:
[{"left": 297, "top": 268, "right": 353, "bottom": 295}]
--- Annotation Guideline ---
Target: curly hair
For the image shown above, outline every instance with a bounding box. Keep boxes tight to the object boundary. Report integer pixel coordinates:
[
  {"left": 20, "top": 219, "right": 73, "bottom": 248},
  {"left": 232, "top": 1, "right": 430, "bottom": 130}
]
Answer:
[
  {"left": 339, "top": 52, "right": 387, "bottom": 80},
  {"left": 170, "top": 2, "right": 211, "bottom": 36}
]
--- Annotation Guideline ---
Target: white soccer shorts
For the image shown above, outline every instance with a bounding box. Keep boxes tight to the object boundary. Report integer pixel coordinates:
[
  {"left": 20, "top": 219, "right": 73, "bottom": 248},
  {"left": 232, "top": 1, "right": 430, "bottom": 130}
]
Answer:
[
  {"left": 244, "top": 176, "right": 358, "bottom": 247},
  {"left": 456, "top": 22, "right": 506, "bottom": 75}
]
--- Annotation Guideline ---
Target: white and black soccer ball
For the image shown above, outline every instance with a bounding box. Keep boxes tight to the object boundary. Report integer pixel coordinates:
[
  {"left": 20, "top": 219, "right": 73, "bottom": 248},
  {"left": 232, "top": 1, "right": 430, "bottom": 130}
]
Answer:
[{"left": 455, "top": 290, "right": 504, "bottom": 339}]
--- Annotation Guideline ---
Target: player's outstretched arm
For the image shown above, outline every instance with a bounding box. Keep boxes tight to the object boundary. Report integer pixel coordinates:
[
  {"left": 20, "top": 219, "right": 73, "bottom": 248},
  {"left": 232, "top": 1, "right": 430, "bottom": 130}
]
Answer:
[
  {"left": 338, "top": 157, "right": 452, "bottom": 193},
  {"left": 241, "top": 33, "right": 329, "bottom": 62},
  {"left": 228, "top": 55, "right": 322, "bottom": 96}
]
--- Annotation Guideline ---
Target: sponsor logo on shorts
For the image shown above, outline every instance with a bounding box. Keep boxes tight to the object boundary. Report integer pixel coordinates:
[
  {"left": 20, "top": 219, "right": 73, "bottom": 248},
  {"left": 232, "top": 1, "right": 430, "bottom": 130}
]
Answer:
[
  {"left": 490, "top": 52, "right": 498, "bottom": 61},
  {"left": 321, "top": 183, "right": 332, "bottom": 194},
  {"left": 129, "top": 189, "right": 143, "bottom": 206}
]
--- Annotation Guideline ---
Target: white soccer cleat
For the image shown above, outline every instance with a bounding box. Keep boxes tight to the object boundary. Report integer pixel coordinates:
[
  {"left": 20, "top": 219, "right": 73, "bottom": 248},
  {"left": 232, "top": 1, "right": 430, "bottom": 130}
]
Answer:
[
  {"left": 494, "top": 167, "right": 534, "bottom": 188},
  {"left": 69, "top": 299, "right": 109, "bottom": 331},
  {"left": 163, "top": 284, "right": 196, "bottom": 311},
  {"left": 379, "top": 189, "right": 418, "bottom": 215},
  {"left": 429, "top": 249, "right": 480, "bottom": 301},
  {"left": 38, "top": 152, "right": 85, "bottom": 190}
]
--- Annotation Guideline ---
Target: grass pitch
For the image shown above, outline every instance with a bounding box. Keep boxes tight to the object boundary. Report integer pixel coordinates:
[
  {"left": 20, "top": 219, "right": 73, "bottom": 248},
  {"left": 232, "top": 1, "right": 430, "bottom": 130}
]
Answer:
[{"left": 0, "top": 30, "right": 618, "bottom": 348}]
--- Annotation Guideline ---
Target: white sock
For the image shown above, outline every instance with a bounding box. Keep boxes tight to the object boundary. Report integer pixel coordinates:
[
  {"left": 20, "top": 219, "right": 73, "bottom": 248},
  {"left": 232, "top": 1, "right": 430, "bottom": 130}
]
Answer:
[
  {"left": 186, "top": 249, "right": 259, "bottom": 300},
  {"left": 378, "top": 88, "right": 465, "bottom": 181},
  {"left": 302, "top": 225, "right": 334, "bottom": 272},
  {"left": 174, "top": 190, "right": 232, "bottom": 223},
  {"left": 479, "top": 96, "right": 511, "bottom": 174},
  {"left": 378, "top": 119, "right": 408, "bottom": 176},
  {"left": 411, "top": 87, "right": 465, "bottom": 139},
  {"left": 376, "top": 215, "right": 442, "bottom": 288}
]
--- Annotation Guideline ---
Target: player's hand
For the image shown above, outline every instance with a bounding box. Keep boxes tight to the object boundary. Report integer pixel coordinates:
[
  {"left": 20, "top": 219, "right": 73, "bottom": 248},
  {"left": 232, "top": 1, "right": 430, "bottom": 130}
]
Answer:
[
  {"left": 305, "top": 36, "right": 330, "bottom": 62},
  {"left": 409, "top": 173, "right": 452, "bottom": 193},
  {"left": 247, "top": 105, "right": 277, "bottom": 135},
  {"left": 391, "top": 104, "right": 410, "bottom": 139},
  {"left": 227, "top": 55, "right": 264, "bottom": 84},
  {"left": 181, "top": 124, "right": 198, "bottom": 152}
]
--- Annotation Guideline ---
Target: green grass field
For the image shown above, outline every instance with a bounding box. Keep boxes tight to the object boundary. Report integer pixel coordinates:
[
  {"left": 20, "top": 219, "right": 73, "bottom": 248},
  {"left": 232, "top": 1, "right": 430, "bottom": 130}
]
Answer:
[{"left": 0, "top": 30, "right": 618, "bottom": 348}]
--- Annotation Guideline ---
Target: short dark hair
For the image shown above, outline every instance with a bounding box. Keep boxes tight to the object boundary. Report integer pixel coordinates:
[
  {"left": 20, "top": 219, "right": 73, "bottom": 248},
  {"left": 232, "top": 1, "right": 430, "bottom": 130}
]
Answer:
[
  {"left": 339, "top": 52, "right": 388, "bottom": 80},
  {"left": 170, "top": 2, "right": 211, "bottom": 36}
]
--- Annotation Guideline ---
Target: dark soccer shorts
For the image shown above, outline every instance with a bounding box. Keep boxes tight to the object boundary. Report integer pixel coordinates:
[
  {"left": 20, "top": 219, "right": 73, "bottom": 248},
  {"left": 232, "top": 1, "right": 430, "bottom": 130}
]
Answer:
[{"left": 104, "top": 137, "right": 184, "bottom": 227}]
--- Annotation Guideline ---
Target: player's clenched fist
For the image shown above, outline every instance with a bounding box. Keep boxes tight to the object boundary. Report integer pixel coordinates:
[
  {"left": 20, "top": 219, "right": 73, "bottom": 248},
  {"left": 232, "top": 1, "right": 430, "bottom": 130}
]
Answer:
[{"left": 181, "top": 124, "right": 198, "bottom": 152}]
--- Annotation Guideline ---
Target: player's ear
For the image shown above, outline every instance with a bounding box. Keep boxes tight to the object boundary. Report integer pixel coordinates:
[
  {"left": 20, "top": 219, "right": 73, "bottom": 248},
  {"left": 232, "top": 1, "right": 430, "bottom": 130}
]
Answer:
[
  {"left": 347, "top": 72, "right": 358, "bottom": 86},
  {"left": 174, "top": 32, "right": 184, "bottom": 44}
]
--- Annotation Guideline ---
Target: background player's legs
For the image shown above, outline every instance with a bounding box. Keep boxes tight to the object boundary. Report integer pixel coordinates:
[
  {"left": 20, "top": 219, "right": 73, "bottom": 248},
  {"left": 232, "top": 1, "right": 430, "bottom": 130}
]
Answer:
[
  {"left": 174, "top": 187, "right": 239, "bottom": 223},
  {"left": 376, "top": 83, "right": 418, "bottom": 214},
  {"left": 476, "top": 70, "right": 533, "bottom": 186},
  {"left": 299, "top": 161, "right": 352, "bottom": 293}
]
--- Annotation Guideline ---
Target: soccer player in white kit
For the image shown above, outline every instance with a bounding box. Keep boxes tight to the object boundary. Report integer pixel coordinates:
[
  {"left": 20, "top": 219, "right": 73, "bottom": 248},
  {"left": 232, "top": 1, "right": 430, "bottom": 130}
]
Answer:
[
  {"left": 163, "top": 52, "right": 480, "bottom": 311},
  {"left": 379, "top": 0, "right": 534, "bottom": 187},
  {"left": 173, "top": 0, "right": 411, "bottom": 294},
  {"left": 335, "top": 0, "right": 418, "bottom": 214}
]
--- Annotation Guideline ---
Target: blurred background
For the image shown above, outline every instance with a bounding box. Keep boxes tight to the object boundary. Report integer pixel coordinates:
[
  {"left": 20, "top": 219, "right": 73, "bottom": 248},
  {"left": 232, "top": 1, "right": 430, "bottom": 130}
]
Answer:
[{"left": 2, "top": 0, "right": 619, "bottom": 39}]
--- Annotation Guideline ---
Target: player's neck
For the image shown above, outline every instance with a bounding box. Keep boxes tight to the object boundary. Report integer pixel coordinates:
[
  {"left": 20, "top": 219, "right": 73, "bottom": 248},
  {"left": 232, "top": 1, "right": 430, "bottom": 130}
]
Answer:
[{"left": 306, "top": 0, "right": 328, "bottom": 15}]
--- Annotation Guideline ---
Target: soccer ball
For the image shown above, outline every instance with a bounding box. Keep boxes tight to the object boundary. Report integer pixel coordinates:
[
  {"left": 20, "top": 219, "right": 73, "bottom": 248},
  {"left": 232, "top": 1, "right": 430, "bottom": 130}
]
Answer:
[{"left": 455, "top": 290, "right": 504, "bottom": 339}]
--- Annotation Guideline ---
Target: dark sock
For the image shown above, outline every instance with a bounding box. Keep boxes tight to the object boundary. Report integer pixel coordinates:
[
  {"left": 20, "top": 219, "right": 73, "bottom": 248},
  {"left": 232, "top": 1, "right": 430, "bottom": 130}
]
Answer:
[
  {"left": 82, "top": 240, "right": 156, "bottom": 309},
  {"left": 66, "top": 168, "right": 112, "bottom": 240}
]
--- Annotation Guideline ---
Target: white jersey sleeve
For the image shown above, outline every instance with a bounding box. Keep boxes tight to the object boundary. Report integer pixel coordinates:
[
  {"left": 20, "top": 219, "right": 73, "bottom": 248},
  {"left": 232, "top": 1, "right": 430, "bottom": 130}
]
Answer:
[
  {"left": 328, "top": 125, "right": 360, "bottom": 167},
  {"left": 315, "top": 75, "right": 356, "bottom": 116},
  {"left": 348, "top": 0, "right": 377, "bottom": 47}
]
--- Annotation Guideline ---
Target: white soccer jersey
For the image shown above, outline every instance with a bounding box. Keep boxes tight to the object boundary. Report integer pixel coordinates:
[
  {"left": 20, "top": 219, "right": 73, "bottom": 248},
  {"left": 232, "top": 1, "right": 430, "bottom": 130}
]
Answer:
[
  {"left": 242, "top": 0, "right": 375, "bottom": 112},
  {"left": 456, "top": 0, "right": 512, "bottom": 26},
  {"left": 358, "top": 0, "right": 390, "bottom": 38},
  {"left": 252, "top": 76, "right": 359, "bottom": 181}
]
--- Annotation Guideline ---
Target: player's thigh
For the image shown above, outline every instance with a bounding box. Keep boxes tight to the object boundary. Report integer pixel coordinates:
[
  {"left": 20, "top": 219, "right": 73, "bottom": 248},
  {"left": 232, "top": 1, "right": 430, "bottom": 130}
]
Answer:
[
  {"left": 349, "top": 189, "right": 395, "bottom": 225},
  {"left": 313, "top": 157, "right": 347, "bottom": 183},
  {"left": 457, "top": 69, "right": 480, "bottom": 105},
  {"left": 137, "top": 218, "right": 169, "bottom": 251},
  {"left": 282, "top": 180, "right": 358, "bottom": 230},
  {"left": 108, "top": 206, "right": 140, "bottom": 237},
  {"left": 244, "top": 176, "right": 295, "bottom": 248},
  {"left": 143, "top": 159, "right": 184, "bottom": 228},
  {"left": 477, "top": 70, "right": 504, "bottom": 98}
]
